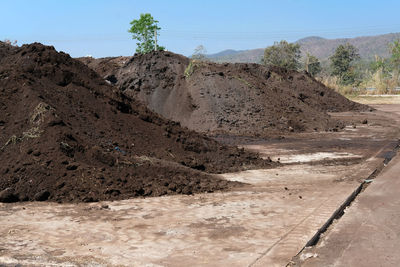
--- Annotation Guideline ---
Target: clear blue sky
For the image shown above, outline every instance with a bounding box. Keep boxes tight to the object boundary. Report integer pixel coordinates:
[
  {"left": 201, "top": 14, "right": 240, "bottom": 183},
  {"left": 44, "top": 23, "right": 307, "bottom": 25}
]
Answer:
[{"left": 1, "top": 0, "right": 400, "bottom": 58}]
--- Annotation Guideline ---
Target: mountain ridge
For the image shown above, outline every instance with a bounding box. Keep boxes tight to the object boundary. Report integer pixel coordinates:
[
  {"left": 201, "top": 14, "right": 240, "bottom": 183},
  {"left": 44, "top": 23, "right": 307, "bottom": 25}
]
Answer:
[{"left": 207, "top": 32, "right": 400, "bottom": 63}]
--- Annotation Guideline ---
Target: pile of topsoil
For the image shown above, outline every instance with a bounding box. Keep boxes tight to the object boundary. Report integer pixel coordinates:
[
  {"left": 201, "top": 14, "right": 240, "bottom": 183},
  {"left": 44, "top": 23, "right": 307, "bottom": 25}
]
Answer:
[
  {"left": 82, "top": 51, "right": 369, "bottom": 137},
  {"left": 0, "top": 42, "right": 274, "bottom": 203}
]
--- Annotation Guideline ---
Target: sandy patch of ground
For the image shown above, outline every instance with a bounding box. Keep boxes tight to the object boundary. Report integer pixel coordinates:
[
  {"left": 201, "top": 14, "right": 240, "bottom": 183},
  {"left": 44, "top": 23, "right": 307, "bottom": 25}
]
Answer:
[{"left": 348, "top": 94, "right": 400, "bottom": 105}]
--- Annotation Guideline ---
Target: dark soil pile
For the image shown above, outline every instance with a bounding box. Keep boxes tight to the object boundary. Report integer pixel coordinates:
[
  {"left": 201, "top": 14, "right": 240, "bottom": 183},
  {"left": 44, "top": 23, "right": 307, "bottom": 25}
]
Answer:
[
  {"left": 78, "top": 56, "right": 130, "bottom": 79},
  {"left": 82, "top": 51, "right": 369, "bottom": 137},
  {"left": 0, "top": 42, "right": 274, "bottom": 203}
]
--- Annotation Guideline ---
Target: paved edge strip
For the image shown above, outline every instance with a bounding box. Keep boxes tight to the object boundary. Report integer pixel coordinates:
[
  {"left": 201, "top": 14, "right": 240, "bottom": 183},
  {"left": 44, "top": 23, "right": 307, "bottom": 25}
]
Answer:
[{"left": 287, "top": 140, "right": 400, "bottom": 266}]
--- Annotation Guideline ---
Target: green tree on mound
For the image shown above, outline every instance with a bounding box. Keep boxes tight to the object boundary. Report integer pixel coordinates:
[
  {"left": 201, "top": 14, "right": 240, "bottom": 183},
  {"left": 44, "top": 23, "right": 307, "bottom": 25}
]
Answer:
[
  {"left": 262, "top": 40, "right": 301, "bottom": 70},
  {"left": 330, "top": 43, "right": 360, "bottom": 85},
  {"left": 129, "top": 13, "right": 165, "bottom": 54}
]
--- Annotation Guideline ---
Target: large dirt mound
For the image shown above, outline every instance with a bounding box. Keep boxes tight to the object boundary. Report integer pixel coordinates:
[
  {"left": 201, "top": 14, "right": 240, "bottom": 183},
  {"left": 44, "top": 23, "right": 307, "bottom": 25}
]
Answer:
[
  {"left": 82, "top": 51, "right": 369, "bottom": 136},
  {"left": 0, "top": 42, "right": 274, "bottom": 203}
]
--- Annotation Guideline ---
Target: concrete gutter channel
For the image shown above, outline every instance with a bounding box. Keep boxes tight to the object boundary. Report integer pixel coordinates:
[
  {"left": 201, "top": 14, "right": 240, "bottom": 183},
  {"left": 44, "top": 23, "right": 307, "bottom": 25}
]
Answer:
[{"left": 287, "top": 140, "right": 400, "bottom": 266}]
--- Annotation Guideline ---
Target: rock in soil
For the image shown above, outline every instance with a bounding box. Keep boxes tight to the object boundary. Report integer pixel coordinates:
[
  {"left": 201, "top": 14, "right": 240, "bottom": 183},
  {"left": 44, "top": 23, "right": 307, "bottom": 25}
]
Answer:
[
  {"left": 0, "top": 188, "right": 19, "bottom": 203},
  {"left": 34, "top": 190, "right": 51, "bottom": 201}
]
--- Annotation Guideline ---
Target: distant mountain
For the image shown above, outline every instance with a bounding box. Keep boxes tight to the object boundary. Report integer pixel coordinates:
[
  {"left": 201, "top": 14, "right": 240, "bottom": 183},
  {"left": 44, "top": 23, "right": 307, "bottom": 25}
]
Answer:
[
  {"left": 296, "top": 36, "right": 326, "bottom": 44},
  {"left": 207, "top": 32, "right": 400, "bottom": 63},
  {"left": 207, "top": 49, "right": 243, "bottom": 58},
  {"left": 298, "top": 32, "right": 400, "bottom": 61},
  {"left": 207, "top": 48, "right": 264, "bottom": 63}
]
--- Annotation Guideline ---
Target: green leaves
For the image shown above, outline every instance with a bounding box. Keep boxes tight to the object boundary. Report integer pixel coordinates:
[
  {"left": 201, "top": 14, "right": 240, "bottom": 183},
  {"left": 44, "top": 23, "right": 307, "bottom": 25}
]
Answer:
[
  {"left": 305, "top": 53, "right": 322, "bottom": 77},
  {"left": 390, "top": 39, "right": 400, "bottom": 70},
  {"left": 128, "top": 13, "right": 164, "bottom": 54},
  {"left": 263, "top": 40, "right": 301, "bottom": 71},
  {"left": 329, "top": 43, "right": 360, "bottom": 85}
]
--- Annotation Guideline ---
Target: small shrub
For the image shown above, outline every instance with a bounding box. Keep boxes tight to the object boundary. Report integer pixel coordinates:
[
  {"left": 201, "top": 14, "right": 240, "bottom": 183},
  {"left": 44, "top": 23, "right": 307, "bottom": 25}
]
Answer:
[{"left": 184, "top": 60, "right": 194, "bottom": 78}]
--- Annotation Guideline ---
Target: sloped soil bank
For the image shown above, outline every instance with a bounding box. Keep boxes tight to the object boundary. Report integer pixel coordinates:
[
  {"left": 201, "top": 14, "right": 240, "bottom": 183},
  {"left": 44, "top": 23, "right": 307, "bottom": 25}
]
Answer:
[
  {"left": 0, "top": 42, "right": 275, "bottom": 203},
  {"left": 81, "top": 51, "right": 370, "bottom": 137}
]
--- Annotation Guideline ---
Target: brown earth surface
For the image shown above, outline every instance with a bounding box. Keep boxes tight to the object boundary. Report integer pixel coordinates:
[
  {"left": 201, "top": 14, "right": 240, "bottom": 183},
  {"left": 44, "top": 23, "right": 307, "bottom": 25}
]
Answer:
[
  {"left": 80, "top": 51, "right": 369, "bottom": 137},
  {"left": 1, "top": 105, "right": 399, "bottom": 267},
  {"left": 78, "top": 56, "right": 130, "bottom": 78},
  {"left": 0, "top": 42, "right": 275, "bottom": 203}
]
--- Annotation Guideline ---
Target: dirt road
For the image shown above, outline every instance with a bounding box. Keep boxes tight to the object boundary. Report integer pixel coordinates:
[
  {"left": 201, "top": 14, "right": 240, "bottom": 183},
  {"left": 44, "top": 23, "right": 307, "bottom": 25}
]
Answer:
[{"left": 1, "top": 105, "right": 399, "bottom": 267}]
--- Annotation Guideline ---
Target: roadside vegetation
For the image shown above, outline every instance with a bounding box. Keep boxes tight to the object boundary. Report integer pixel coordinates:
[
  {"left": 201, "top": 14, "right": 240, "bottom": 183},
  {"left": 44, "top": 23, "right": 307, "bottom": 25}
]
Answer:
[{"left": 262, "top": 40, "right": 400, "bottom": 96}]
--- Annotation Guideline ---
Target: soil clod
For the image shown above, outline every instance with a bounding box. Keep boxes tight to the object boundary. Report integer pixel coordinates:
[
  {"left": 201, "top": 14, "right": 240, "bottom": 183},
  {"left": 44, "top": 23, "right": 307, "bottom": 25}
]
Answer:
[{"left": 0, "top": 188, "right": 19, "bottom": 203}]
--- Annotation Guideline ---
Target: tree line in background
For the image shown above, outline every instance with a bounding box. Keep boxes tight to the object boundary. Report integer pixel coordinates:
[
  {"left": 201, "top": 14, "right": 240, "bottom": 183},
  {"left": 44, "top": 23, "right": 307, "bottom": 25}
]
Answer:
[
  {"left": 261, "top": 40, "right": 400, "bottom": 94},
  {"left": 128, "top": 13, "right": 399, "bottom": 95},
  {"left": 189, "top": 39, "right": 400, "bottom": 95}
]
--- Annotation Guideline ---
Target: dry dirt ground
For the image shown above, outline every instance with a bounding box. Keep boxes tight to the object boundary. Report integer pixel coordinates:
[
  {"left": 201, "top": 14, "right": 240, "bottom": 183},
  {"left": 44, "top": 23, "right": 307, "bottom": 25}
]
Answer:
[
  {"left": 1, "top": 104, "right": 399, "bottom": 267},
  {"left": 292, "top": 102, "right": 400, "bottom": 267},
  {"left": 348, "top": 94, "right": 400, "bottom": 105}
]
